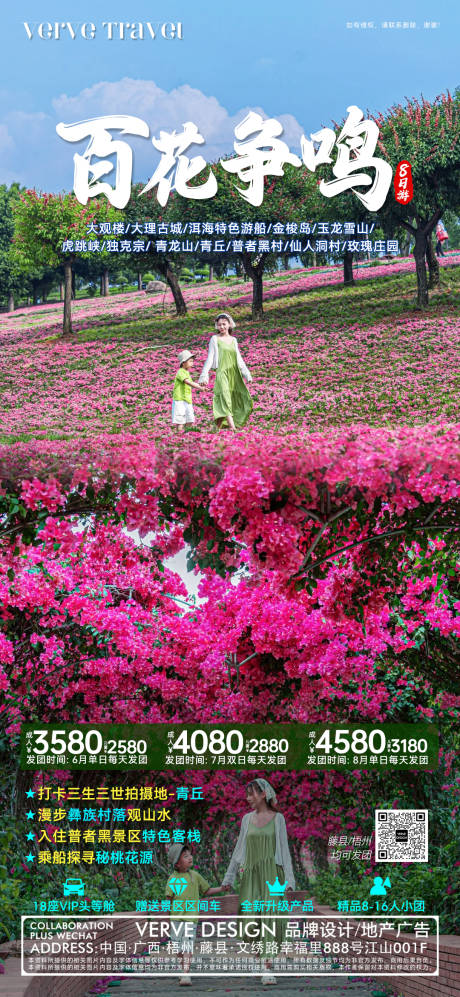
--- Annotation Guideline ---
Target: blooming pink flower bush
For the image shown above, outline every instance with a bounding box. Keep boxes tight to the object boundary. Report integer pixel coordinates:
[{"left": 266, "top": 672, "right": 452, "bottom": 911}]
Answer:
[{"left": 0, "top": 425, "right": 458, "bottom": 736}]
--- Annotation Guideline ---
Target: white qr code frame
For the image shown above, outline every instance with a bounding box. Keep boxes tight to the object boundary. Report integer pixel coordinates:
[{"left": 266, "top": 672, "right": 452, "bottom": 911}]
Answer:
[{"left": 375, "top": 809, "right": 428, "bottom": 862}]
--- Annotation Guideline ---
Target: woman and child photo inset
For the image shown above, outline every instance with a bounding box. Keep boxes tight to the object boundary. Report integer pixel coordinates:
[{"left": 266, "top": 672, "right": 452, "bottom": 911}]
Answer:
[
  {"left": 171, "top": 312, "right": 253, "bottom": 432},
  {"left": 166, "top": 777, "right": 295, "bottom": 986}
]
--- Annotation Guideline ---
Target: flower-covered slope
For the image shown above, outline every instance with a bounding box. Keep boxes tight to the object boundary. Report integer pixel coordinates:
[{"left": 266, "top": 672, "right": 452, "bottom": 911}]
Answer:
[{"left": 0, "top": 259, "right": 459, "bottom": 441}]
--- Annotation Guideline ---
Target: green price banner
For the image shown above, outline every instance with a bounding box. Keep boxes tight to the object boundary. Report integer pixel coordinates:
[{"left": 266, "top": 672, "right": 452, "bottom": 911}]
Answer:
[{"left": 20, "top": 723, "right": 438, "bottom": 771}]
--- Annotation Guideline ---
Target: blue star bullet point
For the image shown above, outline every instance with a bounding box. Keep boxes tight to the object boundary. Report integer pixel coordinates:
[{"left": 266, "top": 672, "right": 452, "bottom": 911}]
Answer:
[
  {"left": 25, "top": 853, "right": 35, "bottom": 863},
  {"left": 26, "top": 789, "right": 35, "bottom": 799},
  {"left": 26, "top": 810, "right": 35, "bottom": 820},
  {"left": 26, "top": 832, "right": 35, "bottom": 841}
]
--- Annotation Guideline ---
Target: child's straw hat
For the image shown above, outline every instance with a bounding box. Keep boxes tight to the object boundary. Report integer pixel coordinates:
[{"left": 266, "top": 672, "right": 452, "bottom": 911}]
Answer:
[
  {"left": 168, "top": 842, "right": 192, "bottom": 866},
  {"left": 178, "top": 349, "right": 195, "bottom": 365}
]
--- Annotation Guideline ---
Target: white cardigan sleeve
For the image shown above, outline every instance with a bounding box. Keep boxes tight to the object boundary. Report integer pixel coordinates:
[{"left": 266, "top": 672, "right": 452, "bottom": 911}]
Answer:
[
  {"left": 198, "top": 336, "right": 218, "bottom": 384},
  {"left": 277, "top": 814, "right": 296, "bottom": 890},
  {"left": 235, "top": 339, "right": 252, "bottom": 382},
  {"left": 222, "top": 814, "right": 249, "bottom": 887}
]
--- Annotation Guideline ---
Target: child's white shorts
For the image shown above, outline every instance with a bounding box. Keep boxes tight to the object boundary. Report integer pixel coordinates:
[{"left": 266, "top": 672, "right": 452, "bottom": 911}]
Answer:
[
  {"left": 172, "top": 400, "right": 195, "bottom": 425},
  {"left": 171, "top": 920, "right": 197, "bottom": 949}
]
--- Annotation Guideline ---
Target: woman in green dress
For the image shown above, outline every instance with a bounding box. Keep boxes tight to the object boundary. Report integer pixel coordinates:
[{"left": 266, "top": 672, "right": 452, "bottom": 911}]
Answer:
[
  {"left": 198, "top": 312, "right": 253, "bottom": 430},
  {"left": 221, "top": 778, "right": 295, "bottom": 985}
]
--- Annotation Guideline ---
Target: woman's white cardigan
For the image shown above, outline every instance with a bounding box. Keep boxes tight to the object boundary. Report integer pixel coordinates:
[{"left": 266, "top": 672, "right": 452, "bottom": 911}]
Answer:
[
  {"left": 222, "top": 812, "right": 296, "bottom": 889},
  {"left": 198, "top": 335, "right": 252, "bottom": 385}
]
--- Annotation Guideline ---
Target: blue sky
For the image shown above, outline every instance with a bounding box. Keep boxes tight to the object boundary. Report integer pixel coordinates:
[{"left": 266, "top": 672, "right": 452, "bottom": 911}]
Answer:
[{"left": 1, "top": 0, "right": 458, "bottom": 190}]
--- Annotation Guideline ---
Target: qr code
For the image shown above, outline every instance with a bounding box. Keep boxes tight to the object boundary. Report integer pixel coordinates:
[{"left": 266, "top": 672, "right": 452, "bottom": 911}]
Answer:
[{"left": 375, "top": 810, "right": 428, "bottom": 862}]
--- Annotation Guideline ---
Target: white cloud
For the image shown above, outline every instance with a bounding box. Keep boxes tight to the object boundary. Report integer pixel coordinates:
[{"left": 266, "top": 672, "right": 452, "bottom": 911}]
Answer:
[
  {"left": 0, "top": 78, "right": 305, "bottom": 191},
  {"left": 0, "top": 123, "right": 14, "bottom": 151}
]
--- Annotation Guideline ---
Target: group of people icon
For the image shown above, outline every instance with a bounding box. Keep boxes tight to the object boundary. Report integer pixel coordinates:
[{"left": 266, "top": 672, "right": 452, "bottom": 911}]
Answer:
[{"left": 370, "top": 875, "right": 392, "bottom": 896}]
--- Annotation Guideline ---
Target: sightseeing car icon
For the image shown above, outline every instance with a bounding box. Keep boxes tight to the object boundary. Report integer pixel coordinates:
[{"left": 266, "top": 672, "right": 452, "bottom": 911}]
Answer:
[{"left": 63, "top": 877, "right": 85, "bottom": 896}]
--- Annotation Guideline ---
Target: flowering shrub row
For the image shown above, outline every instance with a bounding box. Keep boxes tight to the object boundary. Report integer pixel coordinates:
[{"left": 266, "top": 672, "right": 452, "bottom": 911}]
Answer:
[
  {"left": 3, "top": 254, "right": 459, "bottom": 342},
  {"left": 1, "top": 425, "right": 458, "bottom": 743}
]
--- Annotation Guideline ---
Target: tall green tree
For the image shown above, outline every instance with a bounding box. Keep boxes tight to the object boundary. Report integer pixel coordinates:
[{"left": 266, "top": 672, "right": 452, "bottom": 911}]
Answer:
[
  {"left": 0, "top": 184, "right": 34, "bottom": 311},
  {"left": 12, "top": 192, "right": 118, "bottom": 333},
  {"left": 294, "top": 176, "right": 378, "bottom": 287},
  {"left": 169, "top": 161, "right": 320, "bottom": 319},
  {"left": 124, "top": 184, "right": 188, "bottom": 315},
  {"left": 375, "top": 93, "right": 460, "bottom": 306}
]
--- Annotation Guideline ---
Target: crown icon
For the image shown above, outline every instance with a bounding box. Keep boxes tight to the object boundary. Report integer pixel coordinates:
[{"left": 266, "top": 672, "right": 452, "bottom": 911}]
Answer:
[{"left": 265, "top": 876, "right": 287, "bottom": 896}]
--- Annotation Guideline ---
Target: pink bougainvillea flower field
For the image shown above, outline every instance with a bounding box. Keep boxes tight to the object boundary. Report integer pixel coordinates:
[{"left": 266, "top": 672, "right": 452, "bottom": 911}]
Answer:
[
  {"left": 0, "top": 259, "right": 459, "bottom": 846},
  {"left": 0, "top": 423, "right": 458, "bottom": 734},
  {"left": 0, "top": 258, "right": 459, "bottom": 441}
]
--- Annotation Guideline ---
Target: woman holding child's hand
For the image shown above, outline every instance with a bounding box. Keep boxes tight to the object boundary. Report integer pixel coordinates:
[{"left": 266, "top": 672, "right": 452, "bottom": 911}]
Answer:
[
  {"left": 220, "top": 778, "right": 295, "bottom": 985},
  {"left": 198, "top": 312, "right": 253, "bottom": 431}
]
